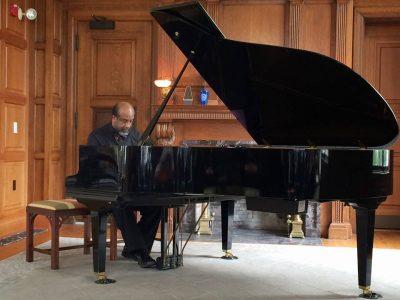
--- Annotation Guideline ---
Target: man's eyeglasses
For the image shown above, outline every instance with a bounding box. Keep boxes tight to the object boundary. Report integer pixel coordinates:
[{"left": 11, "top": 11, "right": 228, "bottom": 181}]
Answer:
[{"left": 116, "top": 116, "right": 134, "bottom": 124}]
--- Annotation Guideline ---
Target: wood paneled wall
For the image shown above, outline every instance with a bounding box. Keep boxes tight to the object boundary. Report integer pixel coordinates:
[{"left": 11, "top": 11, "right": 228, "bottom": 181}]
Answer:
[
  {"left": 0, "top": 0, "right": 30, "bottom": 236},
  {"left": 0, "top": 0, "right": 65, "bottom": 237}
]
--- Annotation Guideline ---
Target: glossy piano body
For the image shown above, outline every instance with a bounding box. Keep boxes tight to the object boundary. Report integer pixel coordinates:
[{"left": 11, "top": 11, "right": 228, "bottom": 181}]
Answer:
[{"left": 69, "top": 145, "right": 392, "bottom": 206}]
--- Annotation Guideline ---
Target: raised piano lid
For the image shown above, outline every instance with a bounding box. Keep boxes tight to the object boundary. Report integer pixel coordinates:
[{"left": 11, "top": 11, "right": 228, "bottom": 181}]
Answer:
[{"left": 151, "top": 1, "right": 399, "bottom": 149}]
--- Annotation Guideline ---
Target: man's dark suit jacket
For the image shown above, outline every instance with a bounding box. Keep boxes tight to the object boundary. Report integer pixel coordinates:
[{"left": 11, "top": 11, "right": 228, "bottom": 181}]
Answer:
[{"left": 87, "top": 122, "right": 141, "bottom": 146}]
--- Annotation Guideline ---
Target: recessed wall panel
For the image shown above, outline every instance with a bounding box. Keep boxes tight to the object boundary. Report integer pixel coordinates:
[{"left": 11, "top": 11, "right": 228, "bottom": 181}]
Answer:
[
  {"left": 1, "top": 161, "right": 26, "bottom": 210},
  {"left": 300, "top": 3, "right": 333, "bottom": 56},
  {"left": 34, "top": 0, "right": 46, "bottom": 42},
  {"left": 35, "top": 50, "right": 45, "bottom": 98},
  {"left": 52, "top": 107, "right": 61, "bottom": 150},
  {"left": 53, "top": 55, "right": 61, "bottom": 96},
  {"left": 34, "top": 104, "right": 45, "bottom": 153},
  {"left": 93, "top": 108, "right": 113, "bottom": 130},
  {"left": 33, "top": 159, "right": 44, "bottom": 201},
  {"left": 380, "top": 46, "right": 400, "bottom": 100},
  {"left": 221, "top": 4, "right": 285, "bottom": 46},
  {"left": 4, "top": 104, "right": 26, "bottom": 151},
  {"left": 54, "top": 1, "right": 62, "bottom": 43},
  {"left": 95, "top": 41, "right": 134, "bottom": 97},
  {"left": 49, "top": 160, "right": 61, "bottom": 199},
  {"left": 5, "top": 44, "right": 27, "bottom": 95}
]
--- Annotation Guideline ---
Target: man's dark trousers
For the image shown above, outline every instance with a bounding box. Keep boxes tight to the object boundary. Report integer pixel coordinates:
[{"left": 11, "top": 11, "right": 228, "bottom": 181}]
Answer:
[{"left": 113, "top": 204, "right": 161, "bottom": 253}]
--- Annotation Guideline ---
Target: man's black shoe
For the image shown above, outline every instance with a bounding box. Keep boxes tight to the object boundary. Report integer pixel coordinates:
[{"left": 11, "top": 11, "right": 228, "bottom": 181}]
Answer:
[
  {"left": 121, "top": 248, "right": 141, "bottom": 262},
  {"left": 138, "top": 252, "right": 157, "bottom": 268}
]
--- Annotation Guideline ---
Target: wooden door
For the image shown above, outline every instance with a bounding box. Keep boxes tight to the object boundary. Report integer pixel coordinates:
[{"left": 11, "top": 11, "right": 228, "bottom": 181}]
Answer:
[
  {"left": 362, "top": 22, "right": 400, "bottom": 228},
  {"left": 75, "top": 20, "right": 152, "bottom": 150}
]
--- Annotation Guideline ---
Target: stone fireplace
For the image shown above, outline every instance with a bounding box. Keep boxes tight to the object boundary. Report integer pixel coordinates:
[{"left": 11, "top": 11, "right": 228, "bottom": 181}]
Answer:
[{"left": 182, "top": 199, "right": 321, "bottom": 238}]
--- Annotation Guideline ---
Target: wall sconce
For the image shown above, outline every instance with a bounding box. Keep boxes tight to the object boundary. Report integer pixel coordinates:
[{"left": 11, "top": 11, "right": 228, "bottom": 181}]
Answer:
[
  {"left": 10, "top": 4, "right": 37, "bottom": 21},
  {"left": 154, "top": 79, "right": 172, "bottom": 99}
]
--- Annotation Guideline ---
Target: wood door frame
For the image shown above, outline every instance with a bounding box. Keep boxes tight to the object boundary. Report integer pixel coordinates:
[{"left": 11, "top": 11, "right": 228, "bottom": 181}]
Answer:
[
  {"left": 352, "top": 3, "right": 400, "bottom": 230},
  {"left": 65, "top": 10, "right": 156, "bottom": 176},
  {"left": 353, "top": 5, "right": 400, "bottom": 74}
]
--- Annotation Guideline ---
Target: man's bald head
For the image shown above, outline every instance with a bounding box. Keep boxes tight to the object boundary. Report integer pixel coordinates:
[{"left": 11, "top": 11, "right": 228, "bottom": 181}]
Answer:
[
  {"left": 112, "top": 102, "right": 134, "bottom": 117},
  {"left": 111, "top": 102, "right": 135, "bottom": 136}
]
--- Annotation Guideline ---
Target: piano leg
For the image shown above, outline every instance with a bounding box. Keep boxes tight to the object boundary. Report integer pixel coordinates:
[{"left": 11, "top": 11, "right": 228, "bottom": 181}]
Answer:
[
  {"left": 221, "top": 200, "right": 238, "bottom": 260},
  {"left": 354, "top": 199, "right": 383, "bottom": 299},
  {"left": 91, "top": 210, "right": 115, "bottom": 284}
]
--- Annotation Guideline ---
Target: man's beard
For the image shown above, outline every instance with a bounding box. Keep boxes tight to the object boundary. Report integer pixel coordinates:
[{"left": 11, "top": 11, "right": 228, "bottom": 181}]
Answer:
[{"left": 119, "top": 130, "right": 129, "bottom": 137}]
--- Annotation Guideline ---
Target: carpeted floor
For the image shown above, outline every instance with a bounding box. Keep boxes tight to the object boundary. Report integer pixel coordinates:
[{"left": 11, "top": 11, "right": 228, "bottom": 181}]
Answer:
[{"left": 0, "top": 238, "right": 399, "bottom": 300}]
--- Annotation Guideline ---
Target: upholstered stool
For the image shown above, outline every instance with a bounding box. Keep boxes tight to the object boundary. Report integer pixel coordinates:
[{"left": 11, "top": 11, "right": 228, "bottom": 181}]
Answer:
[{"left": 26, "top": 199, "right": 91, "bottom": 269}]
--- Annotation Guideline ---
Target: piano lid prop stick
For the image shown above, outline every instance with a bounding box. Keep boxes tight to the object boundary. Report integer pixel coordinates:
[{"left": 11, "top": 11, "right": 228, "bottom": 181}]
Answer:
[
  {"left": 167, "top": 204, "right": 190, "bottom": 249},
  {"left": 138, "top": 58, "right": 191, "bottom": 146},
  {"left": 182, "top": 202, "right": 210, "bottom": 253}
]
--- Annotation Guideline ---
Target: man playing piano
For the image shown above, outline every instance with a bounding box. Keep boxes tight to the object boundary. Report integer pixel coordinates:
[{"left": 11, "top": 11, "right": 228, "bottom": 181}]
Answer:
[{"left": 87, "top": 102, "right": 161, "bottom": 268}]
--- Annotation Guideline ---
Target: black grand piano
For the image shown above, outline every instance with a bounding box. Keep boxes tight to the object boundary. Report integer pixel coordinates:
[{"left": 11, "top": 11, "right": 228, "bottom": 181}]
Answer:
[{"left": 66, "top": 1, "right": 398, "bottom": 298}]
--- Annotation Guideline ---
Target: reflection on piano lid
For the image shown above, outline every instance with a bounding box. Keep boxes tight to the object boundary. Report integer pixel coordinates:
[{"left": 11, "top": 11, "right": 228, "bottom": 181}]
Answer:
[
  {"left": 181, "top": 140, "right": 257, "bottom": 148},
  {"left": 151, "top": 1, "right": 399, "bottom": 149}
]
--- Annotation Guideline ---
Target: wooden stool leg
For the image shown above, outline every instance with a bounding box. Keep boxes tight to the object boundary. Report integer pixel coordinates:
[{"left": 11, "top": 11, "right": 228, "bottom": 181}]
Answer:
[
  {"left": 50, "top": 213, "right": 60, "bottom": 270},
  {"left": 26, "top": 210, "right": 37, "bottom": 262},
  {"left": 83, "top": 215, "right": 91, "bottom": 254},
  {"left": 109, "top": 216, "right": 117, "bottom": 261}
]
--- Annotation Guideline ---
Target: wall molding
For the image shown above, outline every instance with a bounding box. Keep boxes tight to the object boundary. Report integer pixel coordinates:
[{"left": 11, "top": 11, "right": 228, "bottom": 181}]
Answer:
[
  {"left": 156, "top": 106, "right": 236, "bottom": 121},
  {"left": 328, "top": 0, "right": 354, "bottom": 240},
  {"left": 288, "top": 0, "right": 303, "bottom": 49}
]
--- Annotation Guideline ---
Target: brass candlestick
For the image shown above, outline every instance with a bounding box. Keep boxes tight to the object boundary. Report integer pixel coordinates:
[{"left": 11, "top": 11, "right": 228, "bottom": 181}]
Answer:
[
  {"left": 287, "top": 214, "right": 305, "bottom": 238},
  {"left": 197, "top": 203, "right": 214, "bottom": 235}
]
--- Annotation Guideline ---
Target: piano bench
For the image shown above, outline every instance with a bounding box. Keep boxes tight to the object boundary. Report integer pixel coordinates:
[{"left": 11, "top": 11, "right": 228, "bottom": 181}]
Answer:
[{"left": 25, "top": 199, "right": 91, "bottom": 270}]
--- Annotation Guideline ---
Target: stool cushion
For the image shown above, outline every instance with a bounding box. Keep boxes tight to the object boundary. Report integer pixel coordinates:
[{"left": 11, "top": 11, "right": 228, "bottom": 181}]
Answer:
[{"left": 27, "top": 199, "right": 87, "bottom": 211}]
